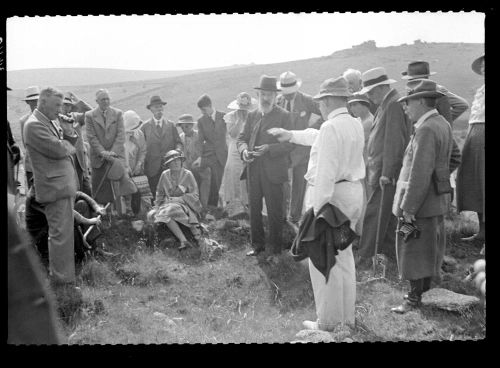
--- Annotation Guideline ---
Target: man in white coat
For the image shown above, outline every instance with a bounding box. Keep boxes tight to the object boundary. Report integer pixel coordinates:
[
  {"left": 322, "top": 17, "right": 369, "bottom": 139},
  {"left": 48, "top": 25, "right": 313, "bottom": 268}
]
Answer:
[{"left": 269, "top": 76, "right": 365, "bottom": 330}]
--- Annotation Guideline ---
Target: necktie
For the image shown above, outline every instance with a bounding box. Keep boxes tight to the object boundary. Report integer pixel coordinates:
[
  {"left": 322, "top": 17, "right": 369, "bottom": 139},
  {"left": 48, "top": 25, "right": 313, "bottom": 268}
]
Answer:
[
  {"left": 156, "top": 121, "right": 162, "bottom": 135},
  {"left": 286, "top": 99, "right": 292, "bottom": 112}
]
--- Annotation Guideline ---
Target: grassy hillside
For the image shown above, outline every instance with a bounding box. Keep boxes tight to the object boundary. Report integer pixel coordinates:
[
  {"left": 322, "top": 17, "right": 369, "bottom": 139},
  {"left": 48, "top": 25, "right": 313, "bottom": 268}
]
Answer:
[{"left": 7, "top": 41, "right": 484, "bottom": 145}]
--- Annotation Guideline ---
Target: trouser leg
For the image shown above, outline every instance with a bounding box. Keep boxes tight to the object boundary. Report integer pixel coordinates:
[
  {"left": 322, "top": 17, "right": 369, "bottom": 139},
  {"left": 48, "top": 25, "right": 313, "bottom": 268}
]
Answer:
[
  {"left": 208, "top": 159, "right": 224, "bottom": 207},
  {"left": 248, "top": 163, "right": 265, "bottom": 249},
  {"left": 147, "top": 171, "right": 162, "bottom": 201},
  {"left": 194, "top": 166, "right": 211, "bottom": 210},
  {"left": 408, "top": 279, "right": 424, "bottom": 304},
  {"left": 283, "top": 168, "right": 291, "bottom": 221},
  {"left": 290, "top": 163, "right": 308, "bottom": 223},
  {"left": 26, "top": 171, "right": 34, "bottom": 190},
  {"left": 44, "top": 197, "right": 76, "bottom": 284},
  {"left": 262, "top": 173, "right": 284, "bottom": 254}
]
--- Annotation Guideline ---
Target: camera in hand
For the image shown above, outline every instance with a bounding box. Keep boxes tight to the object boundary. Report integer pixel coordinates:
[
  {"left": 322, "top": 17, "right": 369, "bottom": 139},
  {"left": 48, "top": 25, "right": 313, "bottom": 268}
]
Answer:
[{"left": 397, "top": 217, "right": 421, "bottom": 242}]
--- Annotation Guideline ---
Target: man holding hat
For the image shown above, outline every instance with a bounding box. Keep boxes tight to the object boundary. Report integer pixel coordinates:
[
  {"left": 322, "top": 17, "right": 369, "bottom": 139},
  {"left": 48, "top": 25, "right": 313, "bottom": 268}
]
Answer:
[
  {"left": 269, "top": 76, "right": 365, "bottom": 330},
  {"left": 356, "top": 67, "right": 413, "bottom": 268},
  {"left": 141, "top": 96, "right": 183, "bottom": 199},
  {"left": 401, "top": 61, "right": 469, "bottom": 126},
  {"left": 59, "top": 91, "right": 93, "bottom": 196},
  {"left": 276, "top": 71, "right": 322, "bottom": 224},
  {"left": 456, "top": 54, "right": 485, "bottom": 243},
  {"left": 177, "top": 113, "right": 212, "bottom": 210},
  {"left": 19, "top": 85, "right": 40, "bottom": 190},
  {"left": 237, "top": 75, "right": 293, "bottom": 263},
  {"left": 391, "top": 79, "right": 460, "bottom": 313},
  {"left": 195, "top": 94, "right": 228, "bottom": 211}
]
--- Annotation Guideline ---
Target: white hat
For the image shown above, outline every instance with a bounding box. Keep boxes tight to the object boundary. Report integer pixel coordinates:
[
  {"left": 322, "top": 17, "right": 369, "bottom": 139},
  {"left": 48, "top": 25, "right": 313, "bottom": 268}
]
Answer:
[
  {"left": 123, "top": 110, "right": 142, "bottom": 131},
  {"left": 359, "top": 67, "right": 397, "bottom": 94},
  {"left": 278, "top": 71, "right": 302, "bottom": 95},
  {"left": 227, "top": 92, "right": 258, "bottom": 110},
  {"left": 22, "top": 86, "right": 40, "bottom": 101}
]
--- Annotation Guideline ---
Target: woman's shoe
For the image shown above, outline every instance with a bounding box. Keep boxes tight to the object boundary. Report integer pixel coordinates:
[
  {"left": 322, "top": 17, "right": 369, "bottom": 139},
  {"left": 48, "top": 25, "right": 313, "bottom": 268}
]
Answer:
[{"left": 178, "top": 240, "right": 193, "bottom": 251}]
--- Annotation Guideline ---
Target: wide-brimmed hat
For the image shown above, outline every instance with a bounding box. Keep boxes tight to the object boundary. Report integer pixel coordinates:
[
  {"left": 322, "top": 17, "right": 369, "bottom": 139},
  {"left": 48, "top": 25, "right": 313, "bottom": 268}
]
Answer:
[
  {"left": 147, "top": 95, "right": 167, "bottom": 109},
  {"left": 22, "top": 86, "right": 40, "bottom": 101},
  {"left": 176, "top": 114, "right": 196, "bottom": 125},
  {"left": 254, "top": 75, "right": 281, "bottom": 92},
  {"left": 227, "top": 92, "right": 258, "bottom": 110},
  {"left": 359, "top": 67, "right": 397, "bottom": 94},
  {"left": 471, "top": 54, "right": 485, "bottom": 76},
  {"left": 163, "top": 150, "right": 185, "bottom": 166},
  {"left": 401, "top": 61, "right": 436, "bottom": 80},
  {"left": 123, "top": 110, "right": 142, "bottom": 131},
  {"left": 313, "top": 76, "right": 351, "bottom": 100},
  {"left": 347, "top": 92, "right": 371, "bottom": 106},
  {"left": 397, "top": 79, "right": 445, "bottom": 103},
  {"left": 278, "top": 71, "right": 302, "bottom": 95}
]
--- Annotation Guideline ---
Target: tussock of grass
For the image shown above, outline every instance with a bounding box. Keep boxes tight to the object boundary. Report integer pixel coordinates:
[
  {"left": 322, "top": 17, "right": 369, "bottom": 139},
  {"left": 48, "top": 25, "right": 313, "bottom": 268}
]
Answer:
[
  {"left": 79, "top": 259, "right": 117, "bottom": 287},
  {"left": 116, "top": 250, "right": 172, "bottom": 286}
]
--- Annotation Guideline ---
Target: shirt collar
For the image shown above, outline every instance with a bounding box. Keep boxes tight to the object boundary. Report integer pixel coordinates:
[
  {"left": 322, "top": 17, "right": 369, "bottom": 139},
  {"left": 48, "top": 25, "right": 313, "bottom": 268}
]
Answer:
[
  {"left": 415, "top": 109, "right": 438, "bottom": 130},
  {"left": 211, "top": 109, "right": 217, "bottom": 121},
  {"left": 154, "top": 117, "right": 163, "bottom": 126},
  {"left": 327, "top": 107, "right": 349, "bottom": 120}
]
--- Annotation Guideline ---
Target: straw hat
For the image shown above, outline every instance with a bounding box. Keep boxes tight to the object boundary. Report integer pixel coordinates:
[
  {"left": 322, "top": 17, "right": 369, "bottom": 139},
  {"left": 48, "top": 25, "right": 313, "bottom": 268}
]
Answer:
[
  {"left": 397, "top": 79, "right": 445, "bottom": 103},
  {"left": 401, "top": 61, "right": 436, "bottom": 80},
  {"left": 227, "top": 92, "right": 258, "bottom": 110},
  {"left": 22, "top": 86, "right": 40, "bottom": 101},
  {"left": 313, "top": 76, "right": 351, "bottom": 100},
  {"left": 123, "top": 110, "right": 142, "bottom": 131},
  {"left": 359, "top": 67, "right": 397, "bottom": 94},
  {"left": 278, "top": 71, "right": 302, "bottom": 95},
  {"left": 471, "top": 54, "right": 485, "bottom": 76}
]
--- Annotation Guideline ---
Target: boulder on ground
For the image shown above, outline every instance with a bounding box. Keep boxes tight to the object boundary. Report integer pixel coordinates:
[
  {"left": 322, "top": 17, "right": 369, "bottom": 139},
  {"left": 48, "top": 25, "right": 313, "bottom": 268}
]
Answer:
[
  {"left": 295, "top": 329, "right": 335, "bottom": 343},
  {"left": 422, "top": 288, "right": 481, "bottom": 312}
]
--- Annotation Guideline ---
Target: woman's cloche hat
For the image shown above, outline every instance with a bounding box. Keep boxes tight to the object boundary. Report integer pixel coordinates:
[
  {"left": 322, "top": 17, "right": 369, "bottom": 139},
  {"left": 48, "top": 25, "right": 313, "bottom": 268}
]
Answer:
[
  {"left": 163, "top": 149, "right": 186, "bottom": 166},
  {"left": 124, "top": 110, "right": 142, "bottom": 131}
]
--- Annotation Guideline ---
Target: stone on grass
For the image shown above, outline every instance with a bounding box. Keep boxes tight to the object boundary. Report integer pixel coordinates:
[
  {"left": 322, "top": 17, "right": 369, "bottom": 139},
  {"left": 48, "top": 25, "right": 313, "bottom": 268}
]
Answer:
[
  {"left": 295, "top": 329, "right": 335, "bottom": 343},
  {"left": 342, "top": 338, "right": 354, "bottom": 343},
  {"left": 422, "top": 288, "right": 481, "bottom": 312}
]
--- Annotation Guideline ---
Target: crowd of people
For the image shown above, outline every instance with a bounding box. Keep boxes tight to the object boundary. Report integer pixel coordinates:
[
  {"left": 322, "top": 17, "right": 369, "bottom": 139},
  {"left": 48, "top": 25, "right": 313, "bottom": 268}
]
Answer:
[{"left": 6, "top": 53, "right": 484, "bottom": 336}]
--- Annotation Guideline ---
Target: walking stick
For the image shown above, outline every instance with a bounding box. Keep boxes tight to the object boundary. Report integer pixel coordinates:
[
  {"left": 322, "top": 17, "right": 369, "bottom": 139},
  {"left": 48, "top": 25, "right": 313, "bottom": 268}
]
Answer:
[
  {"left": 83, "top": 202, "right": 111, "bottom": 241},
  {"left": 395, "top": 217, "right": 402, "bottom": 279},
  {"left": 92, "top": 159, "right": 114, "bottom": 203},
  {"left": 372, "top": 183, "right": 386, "bottom": 278}
]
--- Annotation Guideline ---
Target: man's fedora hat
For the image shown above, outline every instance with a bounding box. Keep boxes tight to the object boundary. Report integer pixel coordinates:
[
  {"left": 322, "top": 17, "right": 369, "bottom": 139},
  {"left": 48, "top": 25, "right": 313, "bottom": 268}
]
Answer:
[
  {"left": 359, "top": 67, "right": 397, "bottom": 94},
  {"left": 472, "top": 54, "right": 485, "bottom": 76},
  {"left": 313, "top": 76, "right": 351, "bottom": 100},
  {"left": 347, "top": 92, "right": 371, "bottom": 106},
  {"left": 401, "top": 61, "right": 436, "bottom": 80},
  {"left": 278, "top": 71, "right": 302, "bottom": 95},
  {"left": 147, "top": 95, "right": 167, "bottom": 109},
  {"left": 22, "top": 86, "right": 40, "bottom": 101},
  {"left": 397, "top": 79, "right": 445, "bottom": 103},
  {"left": 123, "top": 110, "right": 142, "bottom": 131},
  {"left": 176, "top": 114, "right": 196, "bottom": 125},
  {"left": 254, "top": 75, "right": 281, "bottom": 92},
  {"left": 163, "top": 149, "right": 186, "bottom": 166},
  {"left": 227, "top": 92, "right": 258, "bottom": 110}
]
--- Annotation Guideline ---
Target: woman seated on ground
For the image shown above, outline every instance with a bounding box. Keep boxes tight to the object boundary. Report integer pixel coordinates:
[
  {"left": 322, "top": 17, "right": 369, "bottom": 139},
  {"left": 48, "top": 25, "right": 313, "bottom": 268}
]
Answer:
[{"left": 147, "top": 150, "right": 203, "bottom": 250}]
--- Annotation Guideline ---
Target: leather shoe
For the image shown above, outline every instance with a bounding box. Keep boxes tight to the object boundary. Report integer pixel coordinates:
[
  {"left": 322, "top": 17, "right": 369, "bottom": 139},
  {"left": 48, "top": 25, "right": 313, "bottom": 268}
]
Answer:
[
  {"left": 246, "top": 249, "right": 264, "bottom": 257},
  {"left": 391, "top": 300, "right": 421, "bottom": 314},
  {"left": 178, "top": 240, "right": 193, "bottom": 251}
]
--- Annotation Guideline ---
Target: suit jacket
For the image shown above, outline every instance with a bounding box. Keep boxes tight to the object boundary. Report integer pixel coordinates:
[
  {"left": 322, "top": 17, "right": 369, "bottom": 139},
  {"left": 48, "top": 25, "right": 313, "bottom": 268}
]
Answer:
[
  {"left": 366, "top": 89, "right": 412, "bottom": 187},
  {"left": 437, "top": 84, "right": 470, "bottom": 122},
  {"left": 276, "top": 91, "right": 322, "bottom": 167},
  {"left": 24, "top": 109, "right": 78, "bottom": 204},
  {"left": 237, "top": 105, "right": 294, "bottom": 184},
  {"left": 140, "top": 118, "right": 182, "bottom": 177},
  {"left": 85, "top": 106, "right": 126, "bottom": 169},
  {"left": 197, "top": 111, "right": 228, "bottom": 167},
  {"left": 394, "top": 112, "right": 458, "bottom": 218},
  {"left": 19, "top": 112, "right": 33, "bottom": 172}
]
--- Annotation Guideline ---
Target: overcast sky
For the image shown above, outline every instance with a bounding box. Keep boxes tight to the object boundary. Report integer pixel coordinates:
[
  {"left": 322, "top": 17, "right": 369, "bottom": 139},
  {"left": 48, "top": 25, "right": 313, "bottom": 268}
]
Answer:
[{"left": 7, "top": 12, "right": 484, "bottom": 71}]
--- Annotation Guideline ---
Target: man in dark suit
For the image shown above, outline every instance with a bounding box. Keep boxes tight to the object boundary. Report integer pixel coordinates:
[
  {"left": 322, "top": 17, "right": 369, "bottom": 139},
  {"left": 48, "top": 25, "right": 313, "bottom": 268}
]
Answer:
[
  {"left": 141, "top": 95, "right": 183, "bottom": 199},
  {"left": 391, "top": 80, "right": 461, "bottom": 313},
  {"left": 195, "top": 94, "right": 228, "bottom": 209},
  {"left": 276, "top": 71, "right": 322, "bottom": 224},
  {"left": 24, "top": 87, "right": 79, "bottom": 285},
  {"left": 237, "top": 75, "right": 294, "bottom": 263},
  {"left": 357, "top": 67, "right": 413, "bottom": 267}
]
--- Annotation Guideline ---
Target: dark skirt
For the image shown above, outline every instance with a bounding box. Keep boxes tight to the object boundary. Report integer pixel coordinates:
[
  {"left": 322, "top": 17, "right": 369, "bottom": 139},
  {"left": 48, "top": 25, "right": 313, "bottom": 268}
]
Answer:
[{"left": 456, "top": 123, "right": 485, "bottom": 219}]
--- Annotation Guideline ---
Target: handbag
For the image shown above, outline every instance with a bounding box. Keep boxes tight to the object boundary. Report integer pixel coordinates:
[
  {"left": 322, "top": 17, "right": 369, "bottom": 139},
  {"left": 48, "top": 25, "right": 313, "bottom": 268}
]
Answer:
[{"left": 132, "top": 175, "right": 153, "bottom": 197}]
